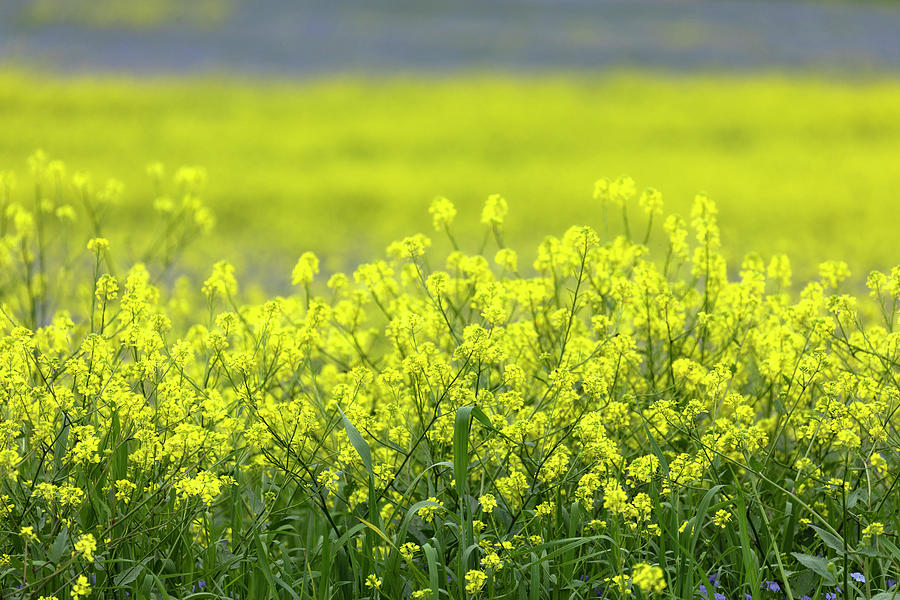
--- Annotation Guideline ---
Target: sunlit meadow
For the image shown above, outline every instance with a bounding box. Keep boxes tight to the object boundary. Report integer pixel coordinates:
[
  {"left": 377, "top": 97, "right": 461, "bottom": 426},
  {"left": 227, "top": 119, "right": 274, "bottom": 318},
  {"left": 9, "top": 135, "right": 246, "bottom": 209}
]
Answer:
[
  {"left": 2, "top": 2, "right": 900, "bottom": 595},
  {"left": 1, "top": 146, "right": 900, "bottom": 600}
]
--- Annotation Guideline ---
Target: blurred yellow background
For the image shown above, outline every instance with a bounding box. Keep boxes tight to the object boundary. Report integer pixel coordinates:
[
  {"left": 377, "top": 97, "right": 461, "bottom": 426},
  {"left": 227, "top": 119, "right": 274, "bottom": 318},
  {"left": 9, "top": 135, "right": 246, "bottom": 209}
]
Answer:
[{"left": 2, "top": 71, "right": 898, "bottom": 278}]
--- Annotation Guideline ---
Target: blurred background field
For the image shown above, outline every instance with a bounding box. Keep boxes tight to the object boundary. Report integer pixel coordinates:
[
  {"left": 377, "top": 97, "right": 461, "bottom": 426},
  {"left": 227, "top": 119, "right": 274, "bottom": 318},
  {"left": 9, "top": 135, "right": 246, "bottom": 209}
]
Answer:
[{"left": 1, "top": 0, "right": 899, "bottom": 281}]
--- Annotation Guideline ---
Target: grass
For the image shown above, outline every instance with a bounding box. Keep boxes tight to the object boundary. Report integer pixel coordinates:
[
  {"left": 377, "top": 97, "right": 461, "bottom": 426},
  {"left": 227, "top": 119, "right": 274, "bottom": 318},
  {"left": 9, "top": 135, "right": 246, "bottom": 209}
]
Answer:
[{"left": 1, "top": 70, "right": 900, "bottom": 281}]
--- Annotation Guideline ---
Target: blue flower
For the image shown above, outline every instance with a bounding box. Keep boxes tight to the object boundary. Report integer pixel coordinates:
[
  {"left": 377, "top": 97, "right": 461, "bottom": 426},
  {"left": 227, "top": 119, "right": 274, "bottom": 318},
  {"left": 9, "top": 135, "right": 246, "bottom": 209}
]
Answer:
[
  {"left": 850, "top": 572, "right": 865, "bottom": 584},
  {"left": 698, "top": 584, "right": 708, "bottom": 597},
  {"left": 764, "top": 581, "right": 781, "bottom": 593},
  {"left": 714, "top": 593, "right": 726, "bottom": 600},
  {"left": 889, "top": 579, "right": 897, "bottom": 589},
  {"left": 709, "top": 573, "right": 720, "bottom": 588}
]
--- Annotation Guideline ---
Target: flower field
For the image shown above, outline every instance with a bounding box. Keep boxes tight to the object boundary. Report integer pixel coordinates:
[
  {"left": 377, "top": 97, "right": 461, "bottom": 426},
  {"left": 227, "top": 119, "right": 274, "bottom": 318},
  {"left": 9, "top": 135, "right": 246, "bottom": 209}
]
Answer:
[
  {"left": 1, "top": 152, "right": 899, "bottom": 599},
  {"left": 2, "top": 71, "right": 900, "bottom": 277}
]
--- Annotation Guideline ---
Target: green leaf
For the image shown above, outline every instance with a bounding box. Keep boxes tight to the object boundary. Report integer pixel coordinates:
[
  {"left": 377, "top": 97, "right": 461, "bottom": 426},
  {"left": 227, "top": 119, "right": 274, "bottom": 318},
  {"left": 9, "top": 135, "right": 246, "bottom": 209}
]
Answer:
[
  {"left": 453, "top": 406, "right": 474, "bottom": 500},
  {"left": 736, "top": 494, "right": 760, "bottom": 600},
  {"left": 251, "top": 529, "right": 278, "bottom": 597},
  {"left": 48, "top": 529, "right": 68, "bottom": 564},
  {"left": 810, "top": 524, "right": 845, "bottom": 554},
  {"left": 470, "top": 405, "right": 494, "bottom": 430},
  {"left": 454, "top": 406, "right": 477, "bottom": 580},
  {"left": 423, "top": 543, "right": 441, "bottom": 600},
  {"left": 338, "top": 405, "right": 372, "bottom": 474},
  {"left": 114, "top": 562, "right": 145, "bottom": 587},
  {"left": 790, "top": 552, "right": 835, "bottom": 586},
  {"left": 689, "top": 485, "right": 723, "bottom": 556}
]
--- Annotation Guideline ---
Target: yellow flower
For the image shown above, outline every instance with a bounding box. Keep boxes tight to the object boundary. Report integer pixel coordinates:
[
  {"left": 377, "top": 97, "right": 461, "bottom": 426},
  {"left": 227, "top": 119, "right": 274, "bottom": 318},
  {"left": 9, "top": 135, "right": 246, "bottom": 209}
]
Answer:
[
  {"left": 818, "top": 260, "right": 851, "bottom": 288},
  {"left": 71, "top": 574, "right": 91, "bottom": 599},
  {"left": 481, "top": 194, "right": 508, "bottom": 226},
  {"left": 638, "top": 187, "right": 663, "bottom": 215},
  {"left": 535, "top": 501, "right": 555, "bottom": 518},
  {"left": 429, "top": 196, "right": 457, "bottom": 230},
  {"left": 202, "top": 260, "right": 238, "bottom": 298},
  {"left": 494, "top": 248, "right": 518, "bottom": 272},
  {"left": 631, "top": 563, "right": 666, "bottom": 594},
  {"left": 479, "top": 493, "right": 497, "bottom": 514},
  {"left": 483, "top": 551, "right": 503, "bottom": 570},
  {"left": 114, "top": 479, "right": 137, "bottom": 503},
  {"left": 465, "top": 570, "right": 487, "bottom": 594},
  {"left": 86, "top": 237, "right": 110, "bottom": 253},
  {"left": 74, "top": 533, "right": 97, "bottom": 562},
  {"left": 862, "top": 522, "right": 884, "bottom": 541},
  {"left": 713, "top": 509, "right": 732, "bottom": 529},
  {"left": 365, "top": 574, "right": 382, "bottom": 589},
  {"left": 417, "top": 497, "right": 443, "bottom": 523},
  {"left": 400, "top": 542, "right": 420, "bottom": 562},
  {"left": 387, "top": 234, "right": 432, "bottom": 260},
  {"left": 94, "top": 274, "right": 119, "bottom": 302},
  {"left": 292, "top": 251, "right": 320, "bottom": 285}
]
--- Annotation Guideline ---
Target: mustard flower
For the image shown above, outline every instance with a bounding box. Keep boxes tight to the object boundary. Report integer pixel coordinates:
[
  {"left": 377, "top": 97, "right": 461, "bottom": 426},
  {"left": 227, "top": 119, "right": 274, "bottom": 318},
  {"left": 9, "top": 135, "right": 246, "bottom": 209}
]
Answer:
[
  {"left": 74, "top": 533, "right": 97, "bottom": 562},
  {"left": 639, "top": 187, "right": 663, "bottom": 215},
  {"left": 86, "top": 237, "right": 110, "bottom": 253},
  {"left": 429, "top": 196, "right": 457, "bottom": 230},
  {"left": 465, "top": 570, "right": 487, "bottom": 594},
  {"left": 20, "top": 526, "right": 38, "bottom": 542},
  {"left": 399, "top": 542, "right": 420, "bottom": 562},
  {"left": 862, "top": 522, "right": 884, "bottom": 540},
  {"left": 481, "top": 194, "right": 508, "bottom": 226},
  {"left": 202, "top": 260, "right": 238, "bottom": 298},
  {"left": 819, "top": 260, "right": 851, "bottom": 288},
  {"left": 494, "top": 248, "right": 518, "bottom": 272},
  {"left": 70, "top": 574, "right": 91, "bottom": 600},
  {"left": 713, "top": 509, "right": 732, "bottom": 529},
  {"left": 632, "top": 563, "right": 666, "bottom": 594},
  {"left": 292, "top": 251, "right": 320, "bottom": 285},
  {"left": 417, "top": 497, "right": 443, "bottom": 523},
  {"left": 479, "top": 493, "right": 497, "bottom": 513}
]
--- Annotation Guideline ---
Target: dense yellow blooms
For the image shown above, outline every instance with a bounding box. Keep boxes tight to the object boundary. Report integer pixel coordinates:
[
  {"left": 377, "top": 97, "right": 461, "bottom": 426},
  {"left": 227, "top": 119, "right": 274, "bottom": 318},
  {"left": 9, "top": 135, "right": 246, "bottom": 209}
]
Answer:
[{"left": 2, "top": 156, "right": 899, "bottom": 598}]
